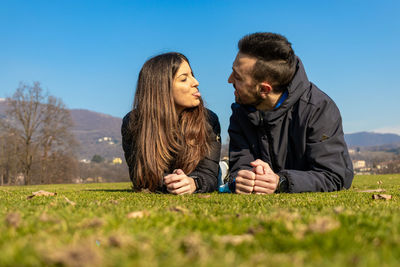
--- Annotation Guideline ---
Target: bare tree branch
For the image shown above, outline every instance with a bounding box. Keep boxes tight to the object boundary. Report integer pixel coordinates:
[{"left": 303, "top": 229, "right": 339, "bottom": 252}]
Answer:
[{"left": 2, "top": 82, "right": 78, "bottom": 185}]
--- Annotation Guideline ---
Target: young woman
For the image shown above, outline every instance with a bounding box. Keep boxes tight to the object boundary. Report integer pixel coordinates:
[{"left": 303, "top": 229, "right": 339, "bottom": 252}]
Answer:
[{"left": 121, "top": 52, "right": 221, "bottom": 194}]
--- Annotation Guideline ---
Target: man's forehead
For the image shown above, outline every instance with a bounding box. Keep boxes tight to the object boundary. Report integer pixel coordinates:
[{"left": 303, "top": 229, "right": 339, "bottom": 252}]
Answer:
[{"left": 233, "top": 53, "right": 257, "bottom": 72}]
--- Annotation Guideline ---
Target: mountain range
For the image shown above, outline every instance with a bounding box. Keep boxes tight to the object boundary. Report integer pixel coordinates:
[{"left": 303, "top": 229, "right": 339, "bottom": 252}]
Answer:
[
  {"left": 0, "top": 100, "right": 124, "bottom": 160},
  {"left": 69, "top": 109, "right": 123, "bottom": 160},
  {"left": 344, "top": 132, "right": 400, "bottom": 148},
  {"left": 1, "top": 99, "right": 400, "bottom": 159}
]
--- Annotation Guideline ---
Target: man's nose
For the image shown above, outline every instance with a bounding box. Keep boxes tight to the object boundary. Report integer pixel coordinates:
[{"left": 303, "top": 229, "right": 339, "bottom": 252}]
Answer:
[{"left": 228, "top": 73, "right": 233, "bottom": 84}]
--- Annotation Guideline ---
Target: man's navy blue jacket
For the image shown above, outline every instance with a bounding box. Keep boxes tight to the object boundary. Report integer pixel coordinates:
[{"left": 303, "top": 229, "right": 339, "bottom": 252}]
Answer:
[{"left": 228, "top": 58, "right": 354, "bottom": 193}]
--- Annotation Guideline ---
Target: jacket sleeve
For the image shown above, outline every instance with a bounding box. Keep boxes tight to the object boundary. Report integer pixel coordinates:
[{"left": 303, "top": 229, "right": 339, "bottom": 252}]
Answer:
[
  {"left": 188, "top": 110, "right": 221, "bottom": 193},
  {"left": 227, "top": 105, "right": 256, "bottom": 192},
  {"left": 279, "top": 100, "right": 354, "bottom": 193}
]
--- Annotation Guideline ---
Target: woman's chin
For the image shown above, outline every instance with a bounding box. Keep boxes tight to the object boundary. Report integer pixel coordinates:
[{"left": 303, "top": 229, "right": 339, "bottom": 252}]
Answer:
[{"left": 189, "top": 99, "right": 201, "bottom": 108}]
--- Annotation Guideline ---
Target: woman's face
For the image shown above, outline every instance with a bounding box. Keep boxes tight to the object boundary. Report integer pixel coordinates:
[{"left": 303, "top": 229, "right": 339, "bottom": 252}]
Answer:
[{"left": 172, "top": 60, "right": 201, "bottom": 114}]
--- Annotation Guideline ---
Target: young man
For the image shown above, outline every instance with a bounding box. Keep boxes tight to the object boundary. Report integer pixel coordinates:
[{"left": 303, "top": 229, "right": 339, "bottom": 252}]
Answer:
[{"left": 227, "top": 32, "right": 353, "bottom": 194}]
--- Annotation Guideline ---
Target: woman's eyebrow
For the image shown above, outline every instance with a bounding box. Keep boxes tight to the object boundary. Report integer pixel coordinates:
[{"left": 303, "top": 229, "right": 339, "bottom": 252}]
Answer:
[{"left": 176, "top": 73, "right": 189, "bottom": 78}]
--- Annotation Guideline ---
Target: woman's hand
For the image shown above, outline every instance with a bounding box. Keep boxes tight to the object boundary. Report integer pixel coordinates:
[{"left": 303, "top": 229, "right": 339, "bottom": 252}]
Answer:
[{"left": 163, "top": 169, "right": 197, "bottom": 195}]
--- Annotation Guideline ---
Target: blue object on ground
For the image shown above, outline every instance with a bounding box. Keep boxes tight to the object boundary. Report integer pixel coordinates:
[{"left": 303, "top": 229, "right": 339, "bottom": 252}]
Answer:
[
  {"left": 219, "top": 182, "right": 232, "bottom": 193},
  {"left": 218, "top": 160, "right": 232, "bottom": 193}
]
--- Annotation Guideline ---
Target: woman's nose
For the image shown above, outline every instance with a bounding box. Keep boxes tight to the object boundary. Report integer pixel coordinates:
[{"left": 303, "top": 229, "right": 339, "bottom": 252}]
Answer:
[{"left": 193, "top": 77, "right": 199, "bottom": 87}]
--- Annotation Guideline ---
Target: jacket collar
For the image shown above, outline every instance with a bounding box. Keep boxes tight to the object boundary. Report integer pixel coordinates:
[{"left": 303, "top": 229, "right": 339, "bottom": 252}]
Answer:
[{"left": 238, "top": 57, "right": 311, "bottom": 126}]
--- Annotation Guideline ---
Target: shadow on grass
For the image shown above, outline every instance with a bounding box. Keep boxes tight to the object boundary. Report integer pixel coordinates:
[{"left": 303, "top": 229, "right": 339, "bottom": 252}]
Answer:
[{"left": 84, "top": 189, "right": 134, "bottom": 192}]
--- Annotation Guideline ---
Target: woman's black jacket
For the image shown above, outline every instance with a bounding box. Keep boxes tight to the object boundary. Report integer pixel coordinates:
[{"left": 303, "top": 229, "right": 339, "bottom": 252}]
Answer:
[{"left": 121, "top": 109, "right": 221, "bottom": 193}]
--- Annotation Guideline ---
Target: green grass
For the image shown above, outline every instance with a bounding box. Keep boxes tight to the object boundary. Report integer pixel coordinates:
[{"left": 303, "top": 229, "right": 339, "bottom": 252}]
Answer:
[{"left": 1, "top": 174, "right": 400, "bottom": 267}]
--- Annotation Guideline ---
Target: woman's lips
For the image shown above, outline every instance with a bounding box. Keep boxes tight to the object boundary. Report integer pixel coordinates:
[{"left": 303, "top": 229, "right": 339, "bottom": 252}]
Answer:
[{"left": 193, "top": 92, "right": 201, "bottom": 98}]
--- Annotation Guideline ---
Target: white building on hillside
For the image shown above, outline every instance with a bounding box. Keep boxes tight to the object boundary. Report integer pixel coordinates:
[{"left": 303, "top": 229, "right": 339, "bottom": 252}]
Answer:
[{"left": 353, "top": 160, "right": 366, "bottom": 169}]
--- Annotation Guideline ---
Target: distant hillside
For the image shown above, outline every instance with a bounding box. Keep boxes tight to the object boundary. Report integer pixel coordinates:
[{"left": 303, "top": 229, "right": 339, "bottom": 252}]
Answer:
[
  {"left": 0, "top": 100, "right": 125, "bottom": 160},
  {"left": 0, "top": 99, "right": 7, "bottom": 118},
  {"left": 69, "top": 109, "right": 124, "bottom": 160},
  {"left": 344, "top": 132, "right": 400, "bottom": 147},
  {"left": 3, "top": 99, "right": 400, "bottom": 157}
]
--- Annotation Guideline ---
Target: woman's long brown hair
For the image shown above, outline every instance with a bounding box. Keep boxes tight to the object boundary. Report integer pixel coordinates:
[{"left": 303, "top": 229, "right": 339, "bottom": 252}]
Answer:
[{"left": 128, "top": 52, "right": 212, "bottom": 191}]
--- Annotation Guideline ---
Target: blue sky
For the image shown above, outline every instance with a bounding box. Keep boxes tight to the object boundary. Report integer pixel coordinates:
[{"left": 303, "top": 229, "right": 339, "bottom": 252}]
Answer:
[{"left": 1, "top": 0, "right": 399, "bottom": 141}]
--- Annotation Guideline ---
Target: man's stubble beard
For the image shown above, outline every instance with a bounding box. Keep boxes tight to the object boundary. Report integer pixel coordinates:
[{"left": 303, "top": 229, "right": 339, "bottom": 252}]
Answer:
[{"left": 236, "top": 91, "right": 263, "bottom": 107}]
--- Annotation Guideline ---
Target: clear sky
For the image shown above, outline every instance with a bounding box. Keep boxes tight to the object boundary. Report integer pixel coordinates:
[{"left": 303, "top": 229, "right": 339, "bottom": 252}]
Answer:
[{"left": 1, "top": 0, "right": 399, "bottom": 141}]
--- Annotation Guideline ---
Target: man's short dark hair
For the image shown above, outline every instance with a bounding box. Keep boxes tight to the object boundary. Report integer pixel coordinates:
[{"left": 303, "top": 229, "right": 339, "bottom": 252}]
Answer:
[{"left": 238, "top": 32, "right": 296, "bottom": 91}]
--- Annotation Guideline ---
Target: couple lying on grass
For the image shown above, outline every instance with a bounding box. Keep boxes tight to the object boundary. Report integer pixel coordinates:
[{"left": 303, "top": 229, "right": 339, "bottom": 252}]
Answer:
[{"left": 121, "top": 32, "right": 354, "bottom": 195}]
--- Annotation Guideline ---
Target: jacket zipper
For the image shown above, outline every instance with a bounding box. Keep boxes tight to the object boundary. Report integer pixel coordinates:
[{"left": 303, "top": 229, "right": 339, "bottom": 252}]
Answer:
[{"left": 260, "top": 114, "right": 279, "bottom": 172}]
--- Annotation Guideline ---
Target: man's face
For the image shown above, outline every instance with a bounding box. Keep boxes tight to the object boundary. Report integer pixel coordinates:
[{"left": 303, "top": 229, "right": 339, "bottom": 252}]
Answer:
[{"left": 228, "top": 53, "right": 261, "bottom": 106}]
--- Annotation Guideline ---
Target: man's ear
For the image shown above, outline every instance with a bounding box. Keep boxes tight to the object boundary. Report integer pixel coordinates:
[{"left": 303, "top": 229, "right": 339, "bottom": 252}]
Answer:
[{"left": 258, "top": 82, "right": 273, "bottom": 99}]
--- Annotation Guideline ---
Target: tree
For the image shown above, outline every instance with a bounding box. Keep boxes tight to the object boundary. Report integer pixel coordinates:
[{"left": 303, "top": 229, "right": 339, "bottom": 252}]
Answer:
[
  {"left": 3, "top": 82, "right": 77, "bottom": 185},
  {"left": 39, "top": 95, "right": 77, "bottom": 184},
  {"left": 0, "top": 128, "right": 19, "bottom": 185},
  {"left": 91, "top": 154, "right": 104, "bottom": 163}
]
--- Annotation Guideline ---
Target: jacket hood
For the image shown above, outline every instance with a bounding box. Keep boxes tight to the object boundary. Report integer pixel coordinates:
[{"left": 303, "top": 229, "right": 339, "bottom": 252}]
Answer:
[{"left": 235, "top": 57, "right": 311, "bottom": 126}]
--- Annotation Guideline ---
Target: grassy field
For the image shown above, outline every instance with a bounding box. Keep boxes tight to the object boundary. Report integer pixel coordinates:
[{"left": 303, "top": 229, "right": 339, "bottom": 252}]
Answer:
[{"left": 1, "top": 174, "right": 400, "bottom": 267}]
